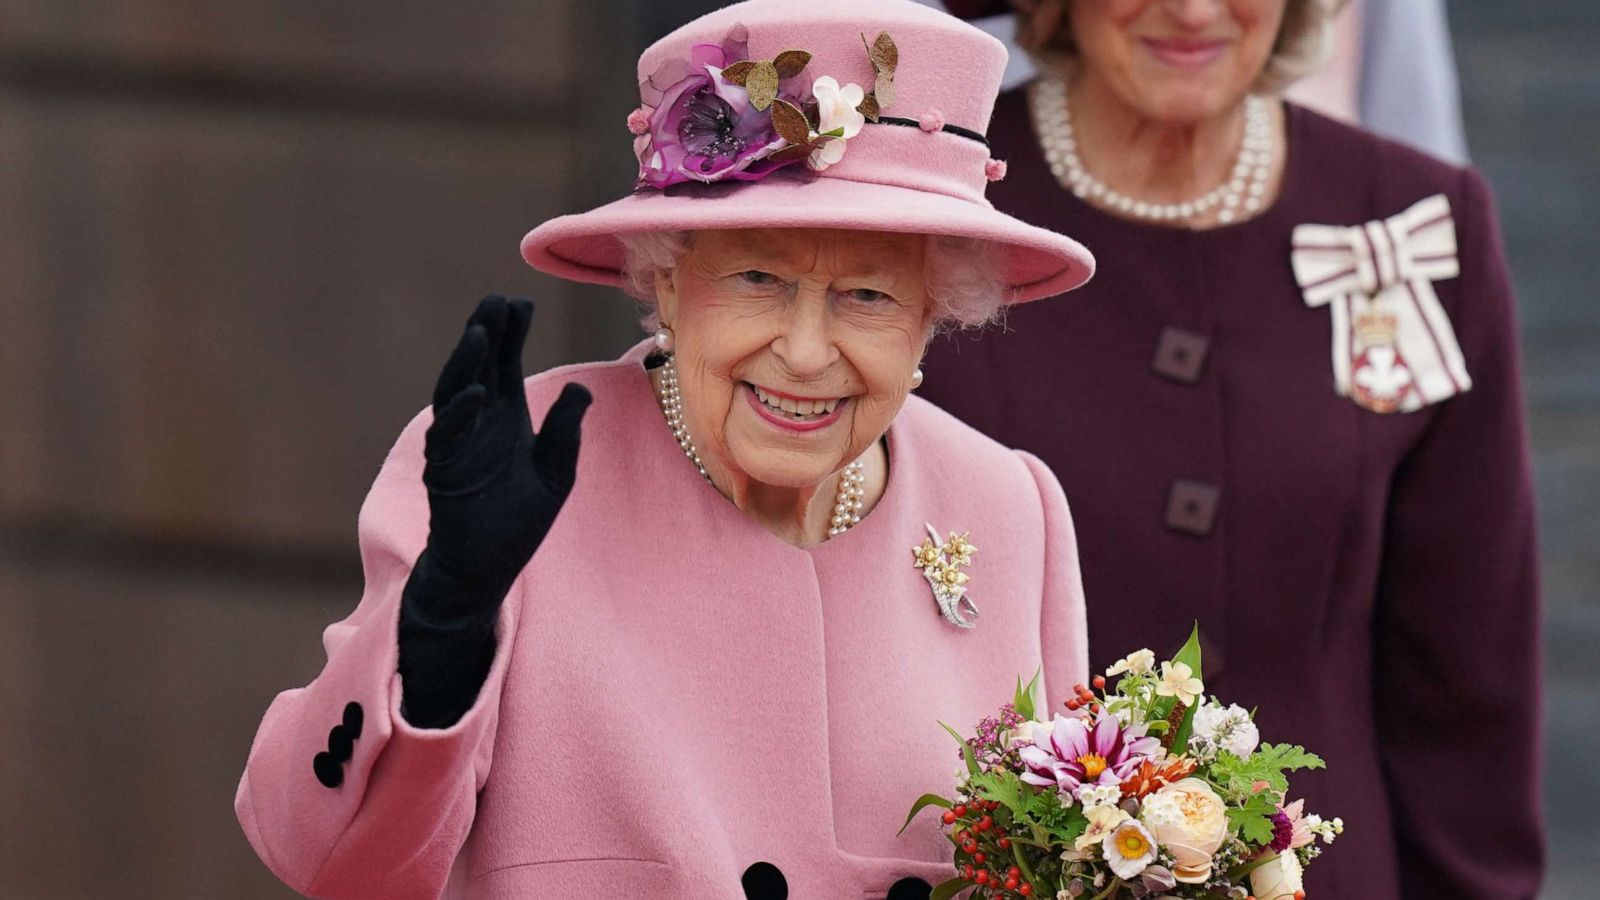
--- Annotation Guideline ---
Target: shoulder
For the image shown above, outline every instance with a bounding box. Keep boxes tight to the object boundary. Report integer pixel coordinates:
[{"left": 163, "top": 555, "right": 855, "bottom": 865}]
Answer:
[
  {"left": 1286, "top": 103, "right": 1488, "bottom": 221},
  {"left": 895, "top": 395, "right": 1069, "bottom": 515}
]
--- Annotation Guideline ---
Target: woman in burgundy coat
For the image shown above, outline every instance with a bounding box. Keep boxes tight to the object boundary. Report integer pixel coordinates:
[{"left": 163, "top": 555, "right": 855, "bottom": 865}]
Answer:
[{"left": 923, "top": 2, "right": 1543, "bottom": 897}]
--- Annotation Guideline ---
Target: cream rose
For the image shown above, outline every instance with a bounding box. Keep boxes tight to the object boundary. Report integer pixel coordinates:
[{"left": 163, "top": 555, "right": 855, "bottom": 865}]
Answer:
[
  {"left": 1006, "top": 718, "right": 1051, "bottom": 748},
  {"left": 1249, "top": 850, "right": 1305, "bottom": 900},
  {"left": 1139, "top": 778, "right": 1229, "bottom": 884}
]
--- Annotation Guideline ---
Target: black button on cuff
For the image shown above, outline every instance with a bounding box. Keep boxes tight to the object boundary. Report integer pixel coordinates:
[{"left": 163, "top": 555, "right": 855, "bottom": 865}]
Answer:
[
  {"left": 741, "top": 861, "right": 788, "bottom": 900},
  {"left": 328, "top": 725, "right": 354, "bottom": 763},
  {"left": 342, "top": 701, "right": 364, "bottom": 739},
  {"left": 888, "top": 876, "right": 933, "bottom": 900},
  {"left": 312, "top": 751, "right": 344, "bottom": 789},
  {"left": 1165, "top": 479, "right": 1221, "bottom": 536},
  {"left": 1152, "top": 326, "right": 1210, "bottom": 384}
]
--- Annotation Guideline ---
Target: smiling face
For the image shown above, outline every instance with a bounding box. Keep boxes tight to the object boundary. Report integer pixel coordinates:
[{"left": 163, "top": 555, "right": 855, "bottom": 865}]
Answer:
[
  {"left": 1070, "top": 0, "right": 1287, "bottom": 123},
  {"left": 655, "top": 228, "right": 933, "bottom": 492}
]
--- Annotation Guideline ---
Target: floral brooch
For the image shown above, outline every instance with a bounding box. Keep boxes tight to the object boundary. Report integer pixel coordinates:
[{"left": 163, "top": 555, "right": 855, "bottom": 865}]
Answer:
[
  {"left": 630, "top": 25, "right": 899, "bottom": 189},
  {"left": 912, "top": 524, "right": 980, "bottom": 629}
]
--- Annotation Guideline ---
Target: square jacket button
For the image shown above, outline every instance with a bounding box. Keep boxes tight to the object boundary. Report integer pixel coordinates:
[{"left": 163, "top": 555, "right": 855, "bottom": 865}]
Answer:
[
  {"left": 1152, "top": 326, "right": 1210, "bottom": 384},
  {"left": 1165, "top": 479, "right": 1221, "bottom": 536}
]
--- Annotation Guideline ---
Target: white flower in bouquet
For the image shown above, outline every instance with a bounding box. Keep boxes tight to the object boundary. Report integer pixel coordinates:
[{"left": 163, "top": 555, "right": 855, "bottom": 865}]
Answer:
[
  {"left": 1073, "top": 804, "right": 1132, "bottom": 852},
  {"left": 1101, "top": 819, "right": 1159, "bottom": 880},
  {"left": 1074, "top": 782, "right": 1123, "bottom": 811},
  {"left": 1155, "top": 661, "right": 1204, "bottom": 707},
  {"left": 1249, "top": 850, "right": 1305, "bottom": 900},
  {"left": 1140, "top": 778, "right": 1229, "bottom": 884},
  {"left": 1305, "top": 814, "right": 1344, "bottom": 844},
  {"left": 1006, "top": 718, "right": 1051, "bottom": 748},
  {"left": 1190, "top": 701, "right": 1260, "bottom": 758},
  {"left": 1106, "top": 649, "right": 1156, "bottom": 678}
]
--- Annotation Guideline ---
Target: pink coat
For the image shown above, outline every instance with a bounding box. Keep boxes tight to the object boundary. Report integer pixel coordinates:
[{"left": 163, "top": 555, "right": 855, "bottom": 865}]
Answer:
[{"left": 235, "top": 342, "right": 1089, "bottom": 899}]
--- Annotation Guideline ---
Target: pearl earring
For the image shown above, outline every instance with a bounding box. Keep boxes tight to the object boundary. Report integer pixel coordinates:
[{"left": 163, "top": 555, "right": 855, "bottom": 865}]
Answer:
[
  {"left": 653, "top": 327, "right": 675, "bottom": 352},
  {"left": 911, "top": 368, "right": 924, "bottom": 389}
]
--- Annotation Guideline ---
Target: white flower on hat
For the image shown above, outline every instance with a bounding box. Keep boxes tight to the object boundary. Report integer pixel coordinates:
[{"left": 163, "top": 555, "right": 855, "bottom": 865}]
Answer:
[{"left": 807, "top": 76, "right": 865, "bottom": 170}]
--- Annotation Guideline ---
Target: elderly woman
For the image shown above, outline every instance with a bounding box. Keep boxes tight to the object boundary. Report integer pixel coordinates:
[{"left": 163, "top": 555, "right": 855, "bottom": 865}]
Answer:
[
  {"left": 926, "top": 1, "right": 1544, "bottom": 897},
  {"left": 234, "top": 2, "right": 1097, "bottom": 898}
]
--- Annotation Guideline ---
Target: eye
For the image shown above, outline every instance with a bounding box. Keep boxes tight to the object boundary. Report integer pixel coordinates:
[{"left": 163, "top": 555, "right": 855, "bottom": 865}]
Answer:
[
  {"left": 738, "top": 270, "right": 779, "bottom": 286},
  {"left": 844, "top": 288, "right": 890, "bottom": 303}
]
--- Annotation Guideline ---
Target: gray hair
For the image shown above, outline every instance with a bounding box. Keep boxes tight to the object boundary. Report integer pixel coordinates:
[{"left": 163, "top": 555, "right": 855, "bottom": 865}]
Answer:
[
  {"left": 617, "top": 230, "right": 1009, "bottom": 333},
  {"left": 1014, "top": 0, "right": 1343, "bottom": 94}
]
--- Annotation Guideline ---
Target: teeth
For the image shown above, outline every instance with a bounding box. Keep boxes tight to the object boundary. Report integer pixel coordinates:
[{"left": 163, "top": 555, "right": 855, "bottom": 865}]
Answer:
[{"left": 750, "top": 385, "right": 843, "bottom": 419}]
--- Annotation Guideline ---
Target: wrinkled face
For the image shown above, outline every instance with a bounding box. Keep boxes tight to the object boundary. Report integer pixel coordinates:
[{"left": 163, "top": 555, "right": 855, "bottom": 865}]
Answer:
[
  {"left": 1071, "top": 0, "right": 1287, "bottom": 123},
  {"left": 656, "top": 228, "right": 933, "bottom": 491}
]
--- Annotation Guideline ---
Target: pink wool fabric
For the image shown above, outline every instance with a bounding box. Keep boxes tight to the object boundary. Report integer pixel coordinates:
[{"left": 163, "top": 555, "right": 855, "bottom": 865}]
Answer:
[
  {"left": 521, "top": 0, "right": 1095, "bottom": 303},
  {"left": 235, "top": 342, "right": 1090, "bottom": 899}
]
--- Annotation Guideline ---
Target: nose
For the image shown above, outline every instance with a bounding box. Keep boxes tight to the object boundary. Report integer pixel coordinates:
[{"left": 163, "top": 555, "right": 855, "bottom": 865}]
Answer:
[
  {"left": 770, "top": 291, "right": 839, "bottom": 378},
  {"left": 1165, "top": 0, "right": 1225, "bottom": 29}
]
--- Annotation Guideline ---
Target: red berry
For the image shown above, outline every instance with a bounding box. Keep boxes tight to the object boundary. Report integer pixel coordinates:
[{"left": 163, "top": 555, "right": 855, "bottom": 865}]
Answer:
[
  {"left": 963, "top": 841, "right": 979, "bottom": 854},
  {"left": 978, "top": 815, "right": 993, "bottom": 831},
  {"left": 954, "top": 829, "right": 968, "bottom": 844},
  {"left": 974, "top": 871, "right": 988, "bottom": 885},
  {"left": 1008, "top": 866, "right": 1021, "bottom": 877},
  {"left": 1093, "top": 675, "right": 1107, "bottom": 690},
  {"left": 961, "top": 864, "right": 974, "bottom": 878},
  {"left": 1072, "top": 683, "right": 1087, "bottom": 695},
  {"left": 998, "top": 837, "right": 1011, "bottom": 849},
  {"left": 1065, "top": 697, "right": 1081, "bottom": 711},
  {"left": 973, "top": 852, "right": 987, "bottom": 864},
  {"left": 941, "top": 810, "right": 957, "bottom": 825},
  {"left": 953, "top": 804, "right": 968, "bottom": 817},
  {"left": 1005, "top": 878, "right": 1019, "bottom": 890},
  {"left": 1019, "top": 885, "right": 1033, "bottom": 897}
]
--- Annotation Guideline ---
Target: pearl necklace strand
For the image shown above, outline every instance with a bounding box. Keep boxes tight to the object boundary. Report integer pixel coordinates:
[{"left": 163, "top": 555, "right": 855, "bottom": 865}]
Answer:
[
  {"left": 1030, "top": 74, "right": 1274, "bottom": 225},
  {"left": 655, "top": 354, "right": 867, "bottom": 538}
]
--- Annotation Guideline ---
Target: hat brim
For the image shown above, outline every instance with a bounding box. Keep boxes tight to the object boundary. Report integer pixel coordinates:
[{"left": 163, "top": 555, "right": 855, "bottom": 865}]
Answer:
[{"left": 521, "top": 173, "right": 1093, "bottom": 304}]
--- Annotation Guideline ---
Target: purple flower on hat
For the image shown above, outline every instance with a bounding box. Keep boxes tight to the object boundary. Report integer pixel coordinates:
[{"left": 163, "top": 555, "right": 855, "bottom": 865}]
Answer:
[{"left": 634, "top": 28, "right": 798, "bottom": 189}]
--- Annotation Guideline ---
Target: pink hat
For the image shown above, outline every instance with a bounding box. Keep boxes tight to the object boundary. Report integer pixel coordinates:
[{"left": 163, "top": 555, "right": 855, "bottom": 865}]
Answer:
[{"left": 521, "top": 0, "right": 1094, "bottom": 303}]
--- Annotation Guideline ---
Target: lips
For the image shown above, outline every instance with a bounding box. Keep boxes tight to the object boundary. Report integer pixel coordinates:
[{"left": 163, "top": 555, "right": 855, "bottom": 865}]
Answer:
[
  {"left": 1141, "top": 38, "right": 1229, "bottom": 69},
  {"left": 743, "top": 382, "right": 849, "bottom": 433}
]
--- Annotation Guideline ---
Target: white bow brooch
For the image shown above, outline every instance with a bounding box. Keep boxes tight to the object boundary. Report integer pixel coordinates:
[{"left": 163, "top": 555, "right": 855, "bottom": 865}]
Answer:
[{"left": 1291, "top": 194, "right": 1470, "bottom": 414}]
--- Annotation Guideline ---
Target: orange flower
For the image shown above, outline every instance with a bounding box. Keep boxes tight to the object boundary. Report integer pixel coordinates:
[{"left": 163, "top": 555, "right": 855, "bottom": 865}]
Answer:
[{"left": 1120, "top": 755, "right": 1199, "bottom": 800}]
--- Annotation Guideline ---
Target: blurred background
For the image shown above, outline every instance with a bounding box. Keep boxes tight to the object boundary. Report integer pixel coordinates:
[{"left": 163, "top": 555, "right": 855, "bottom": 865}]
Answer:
[{"left": 0, "top": 1, "right": 1593, "bottom": 897}]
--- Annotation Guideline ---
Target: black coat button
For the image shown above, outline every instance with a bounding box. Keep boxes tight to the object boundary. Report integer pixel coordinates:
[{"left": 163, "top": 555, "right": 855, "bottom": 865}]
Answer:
[
  {"left": 741, "top": 861, "right": 787, "bottom": 900},
  {"left": 312, "top": 751, "right": 344, "bottom": 789},
  {"left": 342, "top": 701, "right": 364, "bottom": 739},
  {"left": 887, "top": 876, "right": 933, "bottom": 900},
  {"left": 328, "top": 725, "right": 354, "bottom": 763},
  {"left": 1165, "top": 479, "right": 1222, "bottom": 536},
  {"left": 1152, "top": 326, "right": 1210, "bottom": 384}
]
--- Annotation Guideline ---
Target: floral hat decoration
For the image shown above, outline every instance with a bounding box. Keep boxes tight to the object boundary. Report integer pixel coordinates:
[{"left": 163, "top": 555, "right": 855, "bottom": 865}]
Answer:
[{"left": 522, "top": 0, "right": 1095, "bottom": 304}]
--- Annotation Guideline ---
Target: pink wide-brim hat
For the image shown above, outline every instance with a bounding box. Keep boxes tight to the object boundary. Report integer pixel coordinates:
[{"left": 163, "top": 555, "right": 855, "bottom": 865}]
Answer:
[{"left": 521, "top": 0, "right": 1094, "bottom": 303}]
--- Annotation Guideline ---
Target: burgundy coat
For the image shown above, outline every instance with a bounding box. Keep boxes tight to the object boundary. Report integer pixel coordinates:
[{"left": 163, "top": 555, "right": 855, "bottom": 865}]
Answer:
[{"left": 920, "top": 90, "right": 1544, "bottom": 898}]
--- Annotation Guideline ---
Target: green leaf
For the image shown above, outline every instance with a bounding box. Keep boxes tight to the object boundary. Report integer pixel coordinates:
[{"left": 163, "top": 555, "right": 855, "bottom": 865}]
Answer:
[
  {"left": 969, "top": 770, "right": 1027, "bottom": 817},
  {"left": 1210, "top": 744, "right": 1326, "bottom": 797},
  {"left": 930, "top": 877, "right": 972, "bottom": 900},
  {"left": 1014, "top": 669, "right": 1041, "bottom": 722},
  {"left": 941, "top": 721, "right": 980, "bottom": 776},
  {"left": 899, "top": 793, "right": 953, "bottom": 836},
  {"left": 1227, "top": 790, "right": 1280, "bottom": 846},
  {"left": 1167, "top": 624, "right": 1204, "bottom": 752}
]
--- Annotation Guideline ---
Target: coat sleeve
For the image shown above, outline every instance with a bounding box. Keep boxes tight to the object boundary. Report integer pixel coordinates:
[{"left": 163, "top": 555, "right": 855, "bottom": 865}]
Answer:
[
  {"left": 234, "top": 407, "right": 523, "bottom": 900},
  {"left": 1372, "top": 167, "right": 1545, "bottom": 898},
  {"left": 1017, "top": 450, "right": 1091, "bottom": 716}
]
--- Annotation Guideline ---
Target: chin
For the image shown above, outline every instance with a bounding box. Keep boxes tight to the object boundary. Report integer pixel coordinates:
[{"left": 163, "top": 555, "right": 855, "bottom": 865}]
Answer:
[{"left": 1140, "top": 83, "right": 1239, "bottom": 125}]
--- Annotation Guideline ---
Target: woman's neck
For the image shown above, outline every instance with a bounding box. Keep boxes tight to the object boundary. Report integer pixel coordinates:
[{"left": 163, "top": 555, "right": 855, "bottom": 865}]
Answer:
[{"left": 1065, "top": 66, "right": 1284, "bottom": 227}]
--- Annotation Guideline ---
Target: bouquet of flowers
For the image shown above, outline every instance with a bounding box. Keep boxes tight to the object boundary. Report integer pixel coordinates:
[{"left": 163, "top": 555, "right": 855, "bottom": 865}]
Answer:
[{"left": 902, "top": 627, "right": 1342, "bottom": 899}]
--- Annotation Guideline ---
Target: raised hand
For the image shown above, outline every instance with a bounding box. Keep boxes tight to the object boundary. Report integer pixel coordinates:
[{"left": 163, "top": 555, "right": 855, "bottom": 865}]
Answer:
[{"left": 414, "top": 294, "right": 592, "bottom": 618}]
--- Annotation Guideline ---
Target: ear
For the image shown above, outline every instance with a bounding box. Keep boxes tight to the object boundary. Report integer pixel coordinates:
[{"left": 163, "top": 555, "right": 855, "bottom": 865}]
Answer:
[{"left": 654, "top": 267, "right": 680, "bottom": 329}]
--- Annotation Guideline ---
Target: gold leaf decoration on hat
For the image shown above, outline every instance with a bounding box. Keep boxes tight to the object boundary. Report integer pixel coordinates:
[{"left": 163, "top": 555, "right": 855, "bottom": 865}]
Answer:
[
  {"left": 772, "top": 49, "right": 812, "bottom": 79},
  {"left": 721, "top": 60, "right": 757, "bottom": 83},
  {"left": 745, "top": 61, "right": 781, "bottom": 110},
  {"left": 766, "top": 98, "right": 833, "bottom": 164},
  {"left": 857, "top": 31, "right": 899, "bottom": 121}
]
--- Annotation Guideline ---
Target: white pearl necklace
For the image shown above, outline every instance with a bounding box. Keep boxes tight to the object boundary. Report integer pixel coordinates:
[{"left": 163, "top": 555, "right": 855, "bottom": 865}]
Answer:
[
  {"left": 1030, "top": 74, "right": 1274, "bottom": 225},
  {"left": 654, "top": 354, "right": 867, "bottom": 538}
]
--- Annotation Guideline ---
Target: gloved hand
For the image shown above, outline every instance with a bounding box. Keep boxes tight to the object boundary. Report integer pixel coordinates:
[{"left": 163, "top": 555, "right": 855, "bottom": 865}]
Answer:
[{"left": 398, "top": 295, "right": 591, "bottom": 727}]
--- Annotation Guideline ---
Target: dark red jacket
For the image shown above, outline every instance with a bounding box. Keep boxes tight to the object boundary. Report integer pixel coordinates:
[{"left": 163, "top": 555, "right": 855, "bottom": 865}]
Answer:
[{"left": 921, "top": 90, "right": 1544, "bottom": 898}]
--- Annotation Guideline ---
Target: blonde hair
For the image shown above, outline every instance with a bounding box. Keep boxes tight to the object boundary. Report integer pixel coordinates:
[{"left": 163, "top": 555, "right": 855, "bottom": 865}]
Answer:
[
  {"left": 1013, "top": 0, "right": 1344, "bottom": 94},
  {"left": 617, "top": 230, "right": 1008, "bottom": 333}
]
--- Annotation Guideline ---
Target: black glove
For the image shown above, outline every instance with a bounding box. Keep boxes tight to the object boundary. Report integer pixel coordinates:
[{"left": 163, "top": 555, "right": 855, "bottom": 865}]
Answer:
[{"left": 398, "top": 295, "right": 592, "bottom": 727}]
